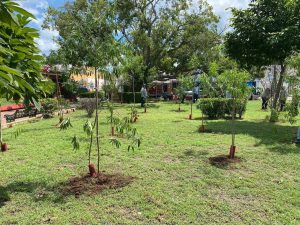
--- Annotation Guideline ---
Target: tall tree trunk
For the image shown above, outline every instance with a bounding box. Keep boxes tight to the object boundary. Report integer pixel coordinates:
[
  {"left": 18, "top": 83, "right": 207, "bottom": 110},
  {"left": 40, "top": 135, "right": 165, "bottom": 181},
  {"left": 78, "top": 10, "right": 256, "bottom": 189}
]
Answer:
[
  {"left": 95, "top": 68, "right": 100, "bottom": 173},
  {"left": 272, "top": 64, "right": 286, "bottom": 109},
  {"left": 132, "top": 73, "right": 136, "bottom": 105}
]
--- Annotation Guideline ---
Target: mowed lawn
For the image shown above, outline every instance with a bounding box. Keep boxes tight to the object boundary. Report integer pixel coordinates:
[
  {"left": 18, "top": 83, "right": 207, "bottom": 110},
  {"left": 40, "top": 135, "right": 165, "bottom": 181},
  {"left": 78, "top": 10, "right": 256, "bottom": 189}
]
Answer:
[{"left": 0, "top": 101, "right": 299, "bottom": 225}]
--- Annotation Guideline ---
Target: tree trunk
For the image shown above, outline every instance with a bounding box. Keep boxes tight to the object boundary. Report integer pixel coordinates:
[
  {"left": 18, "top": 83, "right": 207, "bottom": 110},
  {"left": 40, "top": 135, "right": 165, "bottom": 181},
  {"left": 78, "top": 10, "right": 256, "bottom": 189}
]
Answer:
[
  {"left": 88, "top": 132, "right": 93, "bottom": 165},
  {"left": 272, "top": 65, "right": 286, "bottom": 109},
  {"left": 132, "top": 73, "right": 136, "bottom": 105},
  {"left": 56, "top": 72, "right": 63, "bottom": 122},
  {"left": 95, "top": 68, "right": 101, "bottom": 173},
  {"left": 230, "top": 100, "right": 236, "bottom": 159},
  {"left": 190, "top": 102, "right": 193, "bottom": 120}
]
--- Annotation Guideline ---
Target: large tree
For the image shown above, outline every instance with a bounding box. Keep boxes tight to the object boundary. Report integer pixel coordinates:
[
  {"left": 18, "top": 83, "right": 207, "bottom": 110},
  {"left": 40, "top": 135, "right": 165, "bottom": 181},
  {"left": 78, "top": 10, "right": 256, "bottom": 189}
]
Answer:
[
  {"left": 115, "top": 0, "right": 220, "bottom": 84},
  {"left": 225, "top": 0, "right": 300, "bottom": 112}
]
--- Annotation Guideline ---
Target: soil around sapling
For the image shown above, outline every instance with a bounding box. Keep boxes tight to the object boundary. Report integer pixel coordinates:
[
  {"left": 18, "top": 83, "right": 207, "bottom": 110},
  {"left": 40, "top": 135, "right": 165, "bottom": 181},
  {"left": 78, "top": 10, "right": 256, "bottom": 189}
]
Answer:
[
  {"left": 60, "top": 173, "right": 135, "bottom": 197},
  {"left": 209, "top": 155, "right": 242, "bottom": 168}
]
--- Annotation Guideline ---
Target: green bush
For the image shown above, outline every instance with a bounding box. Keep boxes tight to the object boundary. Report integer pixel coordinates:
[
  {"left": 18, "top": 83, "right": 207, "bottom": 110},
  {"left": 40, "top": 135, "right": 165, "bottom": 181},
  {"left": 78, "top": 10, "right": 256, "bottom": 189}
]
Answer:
[
  {"left": 79, "top": 91, "right": 105, "bottom": 99},
  {"left": 79, "top": 98, "right": 97, "bottom": 118},
  {"left": 225, "top": 99, "right": 247, "bottom": 119},
  {"left": 198, "top": 98, "right": 247, "bottom": 119},
  {"left": 123, "top": 92, "right": 141, "bottom": 104},
  {"left": 40, "top": 98, "right": 58, "bottom": 119},
  {"left": 198, "top": 98, "right": 226, "bottom": 119}
]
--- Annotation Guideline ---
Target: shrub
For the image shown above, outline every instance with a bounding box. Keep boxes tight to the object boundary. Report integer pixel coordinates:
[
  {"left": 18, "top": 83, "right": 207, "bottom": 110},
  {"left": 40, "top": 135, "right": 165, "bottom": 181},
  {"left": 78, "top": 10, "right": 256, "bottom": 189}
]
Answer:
[
  {"left": 79, "top": 91, "right": 105, "bottom": 100},
  {"left": 198, "top": 98, "right": 247, "bottom": 119},
  {"left": 225, "top": 99, "right": 247, "bottom": 119},
  {"left": 123, "top": 92, "right": 141, "bottom": 104},
  {"left": 79, "top": 98, "right": 103, "bottom": 118},
  {"left": 198, "top": 98, "right": 226, "bottom": 119},
  {"left": 40, "top": 98, "right": 58, "bottom": 119}
]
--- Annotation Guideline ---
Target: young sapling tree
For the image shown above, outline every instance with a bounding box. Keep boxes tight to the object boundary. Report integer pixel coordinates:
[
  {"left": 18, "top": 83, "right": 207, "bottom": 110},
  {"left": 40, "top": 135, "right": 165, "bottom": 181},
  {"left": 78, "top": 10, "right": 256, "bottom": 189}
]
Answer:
[
  {"left": 175, "top": 75, "right": 194, "bottom": 118},
  {"left": 218, "top": 70, "right": 250, "bottom": 158}
]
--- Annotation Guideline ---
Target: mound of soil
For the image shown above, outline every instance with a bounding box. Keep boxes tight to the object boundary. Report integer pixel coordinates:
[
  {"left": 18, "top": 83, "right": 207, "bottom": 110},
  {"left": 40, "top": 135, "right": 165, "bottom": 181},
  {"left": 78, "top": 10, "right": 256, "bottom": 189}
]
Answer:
[
  {"left": 209, "top": 155, "right": 242, "bottom": 168},
  {"left": 61, "top": 173, "right": 135, "bottom": 197}
]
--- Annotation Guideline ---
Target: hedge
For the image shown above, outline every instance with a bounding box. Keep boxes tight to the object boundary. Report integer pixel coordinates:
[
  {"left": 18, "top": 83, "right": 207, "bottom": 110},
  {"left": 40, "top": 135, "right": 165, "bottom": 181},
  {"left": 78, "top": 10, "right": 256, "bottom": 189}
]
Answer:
[
  {"left": 198, "top": 98, "right": 247, "bottom": 119},
  {"left": 122, "top": 92, "right": 141, "bottom": 103},
  {"left": 79, "top": 91, "right": 105, "bottom": 99}
]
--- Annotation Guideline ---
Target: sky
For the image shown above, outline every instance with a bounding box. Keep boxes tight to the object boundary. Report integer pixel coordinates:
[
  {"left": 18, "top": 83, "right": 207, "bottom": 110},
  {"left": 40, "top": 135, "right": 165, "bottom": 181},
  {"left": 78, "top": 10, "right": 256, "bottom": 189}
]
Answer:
[{"left": 17, "top": 0, "right": 250, "bottom": 55}]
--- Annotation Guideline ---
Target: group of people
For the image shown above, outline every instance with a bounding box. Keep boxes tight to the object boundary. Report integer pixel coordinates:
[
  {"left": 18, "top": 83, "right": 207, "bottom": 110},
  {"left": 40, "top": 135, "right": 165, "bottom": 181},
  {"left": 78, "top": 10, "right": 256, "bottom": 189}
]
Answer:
[
  {"left": 142, "top": 84, "right": 289, "bottom": 111},
  {"left": 261, "top": 87, "right": 287, "bottom": 111}
]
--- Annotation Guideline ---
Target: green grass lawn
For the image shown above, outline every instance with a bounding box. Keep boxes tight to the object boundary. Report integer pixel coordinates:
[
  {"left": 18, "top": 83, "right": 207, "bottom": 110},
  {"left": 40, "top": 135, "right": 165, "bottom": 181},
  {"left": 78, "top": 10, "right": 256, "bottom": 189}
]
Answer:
[{"left": 0, "top": 101, "right": 300, "bottom": 224}]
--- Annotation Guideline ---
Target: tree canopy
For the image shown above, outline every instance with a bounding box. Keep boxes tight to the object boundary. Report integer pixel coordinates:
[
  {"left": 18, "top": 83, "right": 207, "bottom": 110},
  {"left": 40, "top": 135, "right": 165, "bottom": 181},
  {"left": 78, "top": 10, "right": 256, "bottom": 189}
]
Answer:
[
  {"left": 225, "top": 0, "right": 300, "bottom": 68},
  {"left": 44, "top": 0, "right": 118, "bottom": 70},
  {"left": 115, "top": 0, "right": 220, "bottom": 83},
  {"left": 44, "top": 0, "right": 220, "bottom": 86},
  {"left": 0, "top": 0, "right": 46, "bottom": 105}
]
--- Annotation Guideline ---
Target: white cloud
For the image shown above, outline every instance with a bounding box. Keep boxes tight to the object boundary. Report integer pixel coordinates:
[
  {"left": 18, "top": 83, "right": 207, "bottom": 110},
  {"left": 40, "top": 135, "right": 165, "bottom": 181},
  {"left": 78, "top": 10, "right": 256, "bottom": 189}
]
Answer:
[
  {"left": 16, "top": 0, "right": 59, "bottom": 55},
  {"left": 206, "top": 0, "right": 250, "bottom": 29}
]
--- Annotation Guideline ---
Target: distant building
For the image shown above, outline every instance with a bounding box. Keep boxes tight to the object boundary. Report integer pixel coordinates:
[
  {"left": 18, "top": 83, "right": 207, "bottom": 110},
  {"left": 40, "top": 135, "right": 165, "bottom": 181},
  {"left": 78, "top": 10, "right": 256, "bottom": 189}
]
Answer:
[{"left": 71, "top": 67, "right": 105, "bottom": 92}]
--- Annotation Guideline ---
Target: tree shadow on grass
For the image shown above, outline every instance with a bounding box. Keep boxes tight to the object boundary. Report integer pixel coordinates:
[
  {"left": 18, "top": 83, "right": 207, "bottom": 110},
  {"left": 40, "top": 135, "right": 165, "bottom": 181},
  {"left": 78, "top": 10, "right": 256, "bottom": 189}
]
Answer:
[
  {"left": 0, "top": 181, "right": 53, "bottom": 207},
  {"left": 206, "top": 120, "right": 300, "bottom": 154},
  {"left": 0, "top": 173, "right": 135, "bottom": 207},
  {"left": 182, "top": 149, "right": 209, "bottom": 158},
  {"left": 145, "top": 103, "right": 160, "bottom": 109},
  {"left": 170, "top": 109, "right": 187, "bottom": 113}
]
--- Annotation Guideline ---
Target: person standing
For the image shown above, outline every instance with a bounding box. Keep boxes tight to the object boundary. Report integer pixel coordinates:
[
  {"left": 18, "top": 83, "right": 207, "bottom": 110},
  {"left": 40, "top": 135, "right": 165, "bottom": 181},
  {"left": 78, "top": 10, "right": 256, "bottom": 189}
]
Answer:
[
  {"left": 140, "top": 84, "right": 148, "bottom": 107},
  {"left": 192, "top": 84, "right": 200, "bottom": 103},
  {"left": 261, "top": 87, "right": 271, "bottom": 110}
]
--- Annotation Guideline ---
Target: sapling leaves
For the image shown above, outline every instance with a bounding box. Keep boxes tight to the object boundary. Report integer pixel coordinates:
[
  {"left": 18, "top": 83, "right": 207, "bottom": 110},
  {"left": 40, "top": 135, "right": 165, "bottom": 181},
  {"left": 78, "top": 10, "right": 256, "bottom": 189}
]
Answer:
[
  {"left": 109, "top": 138, "right": 121, "bottom": 148},
  {"left": 83, "top": 120, "right": 93, "bottom": 136},
  {"left": 59, "top": 118, "right": 72, "bottom": 130},
  {"left": 71, "top": 135, "right": 80, "bottom": 150}
]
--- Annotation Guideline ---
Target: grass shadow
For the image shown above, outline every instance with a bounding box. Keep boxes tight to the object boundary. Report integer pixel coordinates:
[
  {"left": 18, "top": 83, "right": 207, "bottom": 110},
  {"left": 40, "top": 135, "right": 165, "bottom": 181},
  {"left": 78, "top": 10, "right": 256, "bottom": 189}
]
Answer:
[
  {"left": 208, "top": 155, "right": 242, "bottom": 170},
  {"left": 145, "top": 103, "right": 160, "bottom": 109},
  {"left": 0, "top": 181, "right": 50, "bottom": 207},
  {"left": 207, "top": 120, "right": 300, "bottom": 154},
  {"left": 0, "top": 173, "right": 136, "bottom": 207},
  {"left": 170, "top": 109, "right": 187, "bottom": 112},
  {"left": 179, "top": 149, "right": 209, "bottom": 159}
]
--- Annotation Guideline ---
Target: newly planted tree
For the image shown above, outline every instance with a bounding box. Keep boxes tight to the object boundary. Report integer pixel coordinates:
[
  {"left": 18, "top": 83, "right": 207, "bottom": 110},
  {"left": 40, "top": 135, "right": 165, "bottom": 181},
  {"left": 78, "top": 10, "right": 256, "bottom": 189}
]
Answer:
[
  {"left": 200, "top": 61, "right": 250, "bottom": 157},
  {"left": 175, "top": 75, "right": 194, "bottom": 118},
  {"left": 46, "top": 0, "right": 141, "bottom": 176},
  {"left": 218, "top": 70, "right": 250, "bottom": 158}
]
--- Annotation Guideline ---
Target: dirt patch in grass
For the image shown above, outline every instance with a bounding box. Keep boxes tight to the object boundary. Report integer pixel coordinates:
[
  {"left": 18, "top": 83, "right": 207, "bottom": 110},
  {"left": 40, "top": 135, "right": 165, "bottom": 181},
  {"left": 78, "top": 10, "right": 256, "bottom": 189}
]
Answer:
[
  {"left": 61, "top": 173, "right": 135, "bottom": 197},
  {"left": 209, "top": 155, "right": 242, "bottom": 168}
]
